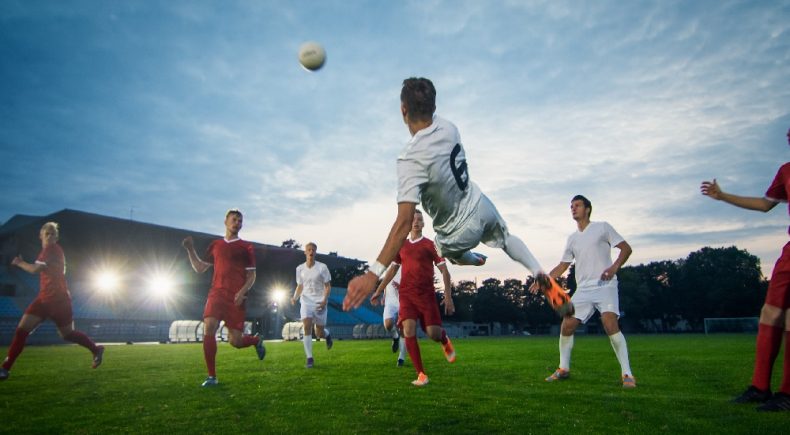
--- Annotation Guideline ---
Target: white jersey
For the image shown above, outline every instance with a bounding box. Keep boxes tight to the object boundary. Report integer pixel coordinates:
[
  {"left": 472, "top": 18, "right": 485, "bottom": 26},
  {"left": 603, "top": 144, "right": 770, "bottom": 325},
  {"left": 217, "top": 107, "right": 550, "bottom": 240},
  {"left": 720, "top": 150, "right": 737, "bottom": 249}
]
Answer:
[
  {"left": 296, "top": 261, "right": 332, "bottom": 306},
  {"left": 397, "top": 115, "right": 483, "bottom": 236},
  {"left": 561, "top": 221, "right": 625, "bottom": 289},
  {"left": 384, "top": 268, "right": 401, "bottom": 308}
]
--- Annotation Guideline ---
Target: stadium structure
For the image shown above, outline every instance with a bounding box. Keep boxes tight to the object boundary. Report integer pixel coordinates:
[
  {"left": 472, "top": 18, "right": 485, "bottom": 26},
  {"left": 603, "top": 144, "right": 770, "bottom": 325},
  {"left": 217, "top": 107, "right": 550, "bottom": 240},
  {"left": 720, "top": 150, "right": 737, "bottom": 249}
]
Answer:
[{"left": 0, "top": 209, "right": 382, "bottom": 345}]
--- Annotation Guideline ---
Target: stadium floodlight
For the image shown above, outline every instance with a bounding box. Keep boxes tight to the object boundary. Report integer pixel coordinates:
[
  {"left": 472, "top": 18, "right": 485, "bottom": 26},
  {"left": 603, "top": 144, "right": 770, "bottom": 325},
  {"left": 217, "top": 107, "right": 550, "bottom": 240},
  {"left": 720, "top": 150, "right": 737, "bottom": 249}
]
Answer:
[
  {"left": 147, "top": 272, "right": 176, "bottom": 299},
  {"left": 271, "top": 287, "right": 287, "bottom": 304},
  {"left": 94, "top": 269, "right": 121, "bottom": 294}
]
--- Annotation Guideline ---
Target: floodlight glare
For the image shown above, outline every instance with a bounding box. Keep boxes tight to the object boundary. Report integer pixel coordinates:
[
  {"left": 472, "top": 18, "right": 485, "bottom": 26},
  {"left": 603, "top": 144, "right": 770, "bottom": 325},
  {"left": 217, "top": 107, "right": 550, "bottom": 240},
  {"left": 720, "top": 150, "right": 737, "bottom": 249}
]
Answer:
[
  {"left": 94, "top": 270, "right": 120, "bottom": 294},
  {"left": 148, "top": 273, "right": 175, "bottom": 299},
  {"left": 271, "top": 288, "right": 287, "bottom": 304}
]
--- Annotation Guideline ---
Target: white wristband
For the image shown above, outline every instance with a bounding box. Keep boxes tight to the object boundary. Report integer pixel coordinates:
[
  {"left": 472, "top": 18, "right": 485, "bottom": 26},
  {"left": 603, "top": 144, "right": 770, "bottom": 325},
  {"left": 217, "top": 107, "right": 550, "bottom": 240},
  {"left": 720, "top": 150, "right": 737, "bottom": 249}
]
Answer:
[{"left": 369, "top": 261, "right": 386, "bottom": 278}]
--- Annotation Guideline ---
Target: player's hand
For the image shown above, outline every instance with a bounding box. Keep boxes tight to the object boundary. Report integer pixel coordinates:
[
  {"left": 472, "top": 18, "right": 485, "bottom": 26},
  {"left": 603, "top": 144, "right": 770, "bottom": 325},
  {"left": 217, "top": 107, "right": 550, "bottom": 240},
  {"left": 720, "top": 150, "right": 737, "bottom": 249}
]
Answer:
[
  {"left": 234, "top": 291, "right": 247, "bottom": 306},
  {"left": 182, "top": 236, "right": 194, "bottom": 250},
  {"left": 600, "top": 266, "right": 618, "bottom": 281},
  {"left": 344, "top": 272, "right": 378, "bottom": 311},
  {"left": 290, "top": 297, "right": 296, "bottom": 306},
  {"left": 442, "top": 296, "right": 455, "bottom": 316},
  {"left": 317, "top": 300, "right": 327, "bottom": 312},
  {"left": 370, "top": 291, "right": 382, "bottom": 306},
  {"left": 527, "top": 281, "right": 540, "bottom": 294},
  {"left": 11, "top": 255, "right": 22, "bottom": 267},
  {"left": 700, "top": 179, "right": 723, "bottom": 200}
]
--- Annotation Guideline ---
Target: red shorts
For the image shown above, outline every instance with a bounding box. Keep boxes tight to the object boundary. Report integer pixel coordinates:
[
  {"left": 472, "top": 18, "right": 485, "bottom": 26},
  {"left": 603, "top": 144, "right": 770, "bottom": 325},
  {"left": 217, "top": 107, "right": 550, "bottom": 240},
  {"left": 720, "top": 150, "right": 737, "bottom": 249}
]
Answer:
[
  {"left": 398, "top": 290, "right": 442, "bottom": 331},
  {"left": 24, "top": 295, "right": 73, "bottom": 327},
  {"left": 203, "top": 292, "right": 246, "bottom": 331},
  {"left": 765, "top": 242, "right": 790, "bottom": 309}
]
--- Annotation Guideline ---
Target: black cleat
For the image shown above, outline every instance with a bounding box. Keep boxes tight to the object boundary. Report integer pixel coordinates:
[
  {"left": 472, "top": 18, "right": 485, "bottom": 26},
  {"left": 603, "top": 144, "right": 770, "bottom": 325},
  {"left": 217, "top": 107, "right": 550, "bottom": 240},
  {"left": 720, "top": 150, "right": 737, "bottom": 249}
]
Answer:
[
  {"left": 255, "top": 335, "right": 266, "bottom": 361},
  {"left": 391, "top": 337, "right": 399, "bottom": 353},
  {"left": 757, "top": 392, "right": 790, "bottom": 412},
  {"left": 0, "top": 367, "right": 8, "bottom": 380},
  {"left": 732, "top": 385, "right": 772, "bottom": 404}
]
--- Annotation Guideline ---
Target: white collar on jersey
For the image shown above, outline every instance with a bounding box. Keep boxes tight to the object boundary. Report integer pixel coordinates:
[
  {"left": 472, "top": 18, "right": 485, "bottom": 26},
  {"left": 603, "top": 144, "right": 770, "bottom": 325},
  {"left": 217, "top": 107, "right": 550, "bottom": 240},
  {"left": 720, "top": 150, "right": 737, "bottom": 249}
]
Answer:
[
  {"left": 223, "top": 237, "right": 241, "bottom": 243},
  {"left": 407, "top": 236, "right": 424, "bottom": 244}
]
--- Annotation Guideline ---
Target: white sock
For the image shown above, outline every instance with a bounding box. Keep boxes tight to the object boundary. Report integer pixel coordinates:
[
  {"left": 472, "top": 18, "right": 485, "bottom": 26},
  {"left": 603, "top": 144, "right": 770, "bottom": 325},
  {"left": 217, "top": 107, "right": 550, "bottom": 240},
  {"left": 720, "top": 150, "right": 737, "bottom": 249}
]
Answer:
[
  {"left": 503, "top": 234, "right": 543, "bottom": 275},
  {"left": 323, "top": 327, "right": 330, "bottom": 337},
  {"left": 452, "top": 251, "right": 485, "bottom": 265},
  {"left": 398, "top": 337, "right": 407, "bottom": 360},
  {"left": 390, "top": 327, "right": 399, "bottom": 340},
  {"left": 303, "top": 333, "right": 313, "bottom": 358},
  {"left": 559, "top": 334, "right": 574, "bottom": 370},
  {"left": 608, "top": 332, "right": 632, "bottom": 376}
]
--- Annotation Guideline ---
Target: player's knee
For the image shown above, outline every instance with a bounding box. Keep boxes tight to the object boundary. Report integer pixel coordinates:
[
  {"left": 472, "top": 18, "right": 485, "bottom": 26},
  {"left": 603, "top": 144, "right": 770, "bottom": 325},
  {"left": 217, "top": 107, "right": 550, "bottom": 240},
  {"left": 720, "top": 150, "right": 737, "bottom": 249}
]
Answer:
[{"left": 760, "top": 304, "right": 783, "bottom": 326}]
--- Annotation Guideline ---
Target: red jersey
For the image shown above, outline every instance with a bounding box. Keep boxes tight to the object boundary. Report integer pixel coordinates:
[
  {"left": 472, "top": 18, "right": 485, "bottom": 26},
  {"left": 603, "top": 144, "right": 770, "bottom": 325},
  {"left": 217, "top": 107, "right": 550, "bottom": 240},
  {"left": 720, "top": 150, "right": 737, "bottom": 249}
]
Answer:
[
  {"left": 766, "top": 162, "right": 790, "bottom": 233},
  {"left": 35, "top": 243, "right": 69, "bottom": 301},
  {"left": 204, "top": 238, "right": 256, "bottom": 297},
  {"left": 394, "top": 236, "right": 446, "bottom": 295}
]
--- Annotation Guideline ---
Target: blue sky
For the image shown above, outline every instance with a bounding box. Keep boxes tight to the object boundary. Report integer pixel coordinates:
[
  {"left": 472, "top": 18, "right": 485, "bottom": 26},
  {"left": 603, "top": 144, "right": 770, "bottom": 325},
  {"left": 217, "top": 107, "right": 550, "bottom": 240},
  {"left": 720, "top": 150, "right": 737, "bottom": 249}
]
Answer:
[{"left": 1, "top": 0, "right": 789, "bottom": 283}]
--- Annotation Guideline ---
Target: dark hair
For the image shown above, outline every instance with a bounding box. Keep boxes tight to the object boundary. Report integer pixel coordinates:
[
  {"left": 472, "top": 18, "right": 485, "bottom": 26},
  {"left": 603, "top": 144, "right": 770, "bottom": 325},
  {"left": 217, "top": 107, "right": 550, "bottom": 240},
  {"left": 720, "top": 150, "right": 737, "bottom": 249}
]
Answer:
[
  {"left": 572, "top": 195, "right": 592, "bottom": 218},
  {"left": 401, "top": 77, "right": 436, "bottom": 122},
  {"left": 414, "top": 209, "right": 423, "bottom": 215},
  {"left": 225, "top": 208, "right": 243, "bottom": 219}
]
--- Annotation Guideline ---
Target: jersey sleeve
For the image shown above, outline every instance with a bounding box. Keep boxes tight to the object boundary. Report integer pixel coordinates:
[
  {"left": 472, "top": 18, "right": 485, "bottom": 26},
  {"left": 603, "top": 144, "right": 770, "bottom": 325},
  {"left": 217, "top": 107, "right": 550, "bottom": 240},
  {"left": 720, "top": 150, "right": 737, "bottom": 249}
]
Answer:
[
  {"left": 295, "top": 265, "right": 303, "bottom": 285},
  {"left": 35, "top": 245, "right": 53, "bottom": 266},
  {"left": 429, "top": 240, "right": 445, "bottom": 265},
  {"left": 603, "top": 222, "right": 626, "bottom": 247},
  {"left": 394, "top": 250, "right": 402, "bottom": 265},
  {"left": 321, "top": 264, "right": 332, "bottom": 284},
  {"left": 765, "top": 164, "right": 789, "bottom": 202},
  {"left": 245, "top": 243, "right": 256, "bottom": 270},
  {"left": 396, "top": 153, "right": 428, "bottom": 204},
  {"left": 560, "top": 236, "right": 575, "bottom": 263},
  {"left": 203, "top": 241, "right": 216, "bottom": 264}
]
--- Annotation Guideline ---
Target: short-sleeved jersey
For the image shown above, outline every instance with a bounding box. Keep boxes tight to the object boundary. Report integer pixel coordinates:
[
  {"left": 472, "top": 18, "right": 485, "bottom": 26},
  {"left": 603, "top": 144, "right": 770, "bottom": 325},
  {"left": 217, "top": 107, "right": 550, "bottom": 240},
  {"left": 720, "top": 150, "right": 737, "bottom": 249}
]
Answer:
[
  {"left": 765, "top": 162, "right": 790, "bottom": 233},
  {"left": 204, "top": 238, "right": 256, "bottom": 296},
  {"left": 394, "top": 236, "right": 445, "bottom": 295},
  {"left": 35, "top": 243, "right": 69, "bottom": 301},
  {"left": 296, "top": 261, "right": 332, "bottom": 305},
  {"left": 396, "top": 115, "right": 483, "bottom": 236},
  {"left": 385, "top": 268, "right": 402, "bottom": 308},
  {"left": 561, "top": 222, "right": 626, "bottom": 288}
]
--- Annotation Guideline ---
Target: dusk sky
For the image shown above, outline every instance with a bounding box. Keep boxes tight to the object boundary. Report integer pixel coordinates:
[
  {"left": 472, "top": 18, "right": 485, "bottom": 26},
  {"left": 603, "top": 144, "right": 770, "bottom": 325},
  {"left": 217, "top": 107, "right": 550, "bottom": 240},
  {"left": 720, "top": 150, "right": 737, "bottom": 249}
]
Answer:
[{"left": 1, "top": 0, "right": 789, "bottom": 284}]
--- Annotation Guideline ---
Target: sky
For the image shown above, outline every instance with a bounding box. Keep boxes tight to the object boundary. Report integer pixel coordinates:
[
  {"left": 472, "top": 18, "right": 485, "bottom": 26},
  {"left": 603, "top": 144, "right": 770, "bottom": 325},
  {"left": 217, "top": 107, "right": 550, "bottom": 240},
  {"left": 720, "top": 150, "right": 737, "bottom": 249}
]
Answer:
[{"left": 1, "top": 0, "right": 789, "bottom": 284}]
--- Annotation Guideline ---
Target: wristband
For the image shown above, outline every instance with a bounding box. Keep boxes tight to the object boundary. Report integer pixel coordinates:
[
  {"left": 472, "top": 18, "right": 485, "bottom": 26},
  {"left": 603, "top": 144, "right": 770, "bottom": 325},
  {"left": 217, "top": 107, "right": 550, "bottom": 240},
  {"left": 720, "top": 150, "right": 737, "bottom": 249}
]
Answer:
[{"left": 368, "top": 261, "right": 386, "bottom": 278}]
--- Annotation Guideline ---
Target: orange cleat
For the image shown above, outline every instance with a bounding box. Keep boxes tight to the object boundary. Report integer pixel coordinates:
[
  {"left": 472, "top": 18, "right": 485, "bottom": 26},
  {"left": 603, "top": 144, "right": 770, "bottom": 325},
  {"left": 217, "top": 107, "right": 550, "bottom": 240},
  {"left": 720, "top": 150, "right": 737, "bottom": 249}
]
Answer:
[
  {"left": 411, "top": 372, "right": 429, "bottom": 387},
  {"left": 545, "top": 368, "right": 570, "bottom": 382},
  {"left": 442, "top": 338, "right": 456, "bottom": 363},
  {"left": 536, "top": 274, "right": 574, "bottom": 316}
]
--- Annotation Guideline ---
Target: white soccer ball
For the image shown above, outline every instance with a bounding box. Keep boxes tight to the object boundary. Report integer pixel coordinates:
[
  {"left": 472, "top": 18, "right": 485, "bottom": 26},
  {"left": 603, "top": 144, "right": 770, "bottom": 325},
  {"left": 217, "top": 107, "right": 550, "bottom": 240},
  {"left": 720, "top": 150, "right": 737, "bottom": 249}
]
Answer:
[{"left": 298, "top": 41, "right": 326, "bottom": 71}]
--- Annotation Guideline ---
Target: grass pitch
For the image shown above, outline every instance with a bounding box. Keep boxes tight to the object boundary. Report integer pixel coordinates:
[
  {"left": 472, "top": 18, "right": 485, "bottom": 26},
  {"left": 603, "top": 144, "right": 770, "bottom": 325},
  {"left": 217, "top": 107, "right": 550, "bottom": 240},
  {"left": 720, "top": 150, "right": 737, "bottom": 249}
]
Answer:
[{"left": 0, "top": 334, "right": 785, "bottom": 434}]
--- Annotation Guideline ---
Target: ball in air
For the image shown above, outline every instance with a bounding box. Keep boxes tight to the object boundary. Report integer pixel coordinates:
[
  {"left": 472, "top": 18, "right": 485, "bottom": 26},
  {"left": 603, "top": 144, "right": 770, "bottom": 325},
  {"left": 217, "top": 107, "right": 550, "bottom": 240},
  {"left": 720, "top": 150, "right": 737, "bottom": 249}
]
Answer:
[{"left": 298, "top": 41, "right": 326, "bottom": 71}]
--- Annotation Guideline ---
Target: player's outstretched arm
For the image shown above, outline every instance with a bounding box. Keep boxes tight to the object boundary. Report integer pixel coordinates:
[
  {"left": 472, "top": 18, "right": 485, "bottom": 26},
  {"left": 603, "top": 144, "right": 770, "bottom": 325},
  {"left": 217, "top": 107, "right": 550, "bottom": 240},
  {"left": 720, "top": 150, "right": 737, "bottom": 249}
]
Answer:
[
  {"left": 182, "top": 237, "right": 211, "bottom": 273},
  {"left": 11, "top": 255, "right": 45, "bottom": 275},
  {"left": 344, "top": 202, "right": 416, "bottom": 311},
  {"left": 700, "top": 179, "right": 778, "bottom": 212}
]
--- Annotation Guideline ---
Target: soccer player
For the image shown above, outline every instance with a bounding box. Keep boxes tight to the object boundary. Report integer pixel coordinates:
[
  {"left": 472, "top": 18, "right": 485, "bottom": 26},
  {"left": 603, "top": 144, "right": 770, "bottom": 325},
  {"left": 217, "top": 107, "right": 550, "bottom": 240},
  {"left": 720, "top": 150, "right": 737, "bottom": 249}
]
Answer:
[
  {"left": 370, "top": 267, "right": 408, "bottom": 366},
  {"left": 700, "top": 127, "right": 790, "bottom": 412},
  {"left": 182, "top": 209, "right": 265, "bottom": 387},
  {"left": 374, "top": 209, "right": 455, "bottom": 386},
  {"left": 290, "top": 242, "right": 333, "bottom": 368},
  {"left": 1, "top": 222, "right": 104, "bottom": 381},
  {"left": 538, "top": 195, "right": 635, "bottom": 388},
  {"left": 343, "top": 77, "right": 570, "bottom": 315}
]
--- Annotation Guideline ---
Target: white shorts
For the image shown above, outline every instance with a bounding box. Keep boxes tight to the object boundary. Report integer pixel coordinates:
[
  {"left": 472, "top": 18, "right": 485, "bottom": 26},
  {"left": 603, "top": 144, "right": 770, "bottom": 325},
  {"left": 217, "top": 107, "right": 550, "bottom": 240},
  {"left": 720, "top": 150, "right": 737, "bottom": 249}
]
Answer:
[
  {"left": 434, "top": 194, "right": 509, "bottom": 259},
  {"left": 300, "top": 303, "right": 328, "bottom": 326},
  {"left": 383, "top": 293, "right": 399, "bottom": 321},
  {"left": 571, "top": 282, "right": 620, "bottom": 324}
]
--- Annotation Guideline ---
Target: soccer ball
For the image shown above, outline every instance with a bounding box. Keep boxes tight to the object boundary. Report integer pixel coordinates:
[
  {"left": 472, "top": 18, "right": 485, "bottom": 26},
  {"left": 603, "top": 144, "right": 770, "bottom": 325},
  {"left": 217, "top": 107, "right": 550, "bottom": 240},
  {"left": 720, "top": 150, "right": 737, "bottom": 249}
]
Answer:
[{"left": 298, "top": 41, "right": 326, "bottom": 71}]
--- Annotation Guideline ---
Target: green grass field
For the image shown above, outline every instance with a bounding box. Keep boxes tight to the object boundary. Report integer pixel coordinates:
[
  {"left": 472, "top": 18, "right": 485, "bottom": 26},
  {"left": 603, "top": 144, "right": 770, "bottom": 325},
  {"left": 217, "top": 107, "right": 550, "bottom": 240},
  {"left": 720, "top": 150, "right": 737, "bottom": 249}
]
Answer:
[{"left": 0, "top": 334, "right": 785, "bottom": 434}]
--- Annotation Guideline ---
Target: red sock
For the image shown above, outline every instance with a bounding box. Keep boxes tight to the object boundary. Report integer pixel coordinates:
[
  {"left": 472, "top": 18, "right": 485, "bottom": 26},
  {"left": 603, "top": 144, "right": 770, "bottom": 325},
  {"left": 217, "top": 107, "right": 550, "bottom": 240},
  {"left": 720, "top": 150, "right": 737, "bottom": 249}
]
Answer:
[
  {"left": 3, "top": 328, "right": 30, "bottom": 370},
  {"left": 203, "top": 334, "right": 217, "bottom": 377},
  {"left": 781, "top": 330, "right": 790, "bottom": 394},
  {"left": 240, "top": 335, "right": 259, "bottom": 348},
  {"left": 440, "top": 329, "right": 449, "bottom": 345},
  {"left": 752, "top": 323, "right": 783, "bottom": 391},
  {"left": 405, "top": 336, "right": 424, "bottom": 375},
  {"left": 64, "top": 330, "right": 98, "bottom": 353}
]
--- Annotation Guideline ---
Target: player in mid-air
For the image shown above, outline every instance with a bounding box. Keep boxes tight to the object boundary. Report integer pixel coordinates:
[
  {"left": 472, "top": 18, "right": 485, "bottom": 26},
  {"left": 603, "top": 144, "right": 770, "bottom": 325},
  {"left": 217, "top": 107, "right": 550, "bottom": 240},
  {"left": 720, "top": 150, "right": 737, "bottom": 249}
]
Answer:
[
  {"left": 1, "top": 222, "right": 104, "bottom": 381},
  {"left": 290, "top": 242, "right": 333, "bottom": 368},
  {"left": 182, "top": 209, "right": 265, "bottom": 387},
  {"left": 537, "top": 195, "right": 635, "bottom": 388},
  {"left": 700, "top": 127, "right": 790, "bottom": 412},
  {"left": 370, "top": 267, "right": 407, "bottom": 367},
  {"left": 371, "top": 209, "right": 455, "bottom": 386},
  {"left": 344, "top": 77, "right": 570, "bottom": 315}
]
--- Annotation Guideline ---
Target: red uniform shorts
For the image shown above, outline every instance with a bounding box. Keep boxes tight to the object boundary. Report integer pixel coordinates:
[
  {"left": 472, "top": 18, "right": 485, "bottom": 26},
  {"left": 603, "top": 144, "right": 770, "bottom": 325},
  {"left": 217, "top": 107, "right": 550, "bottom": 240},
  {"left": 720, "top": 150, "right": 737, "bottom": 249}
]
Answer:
[
  {"left": 765, "top": 241, "right": 790, "bottom": 309},
  {"left": 24, "top": 295, "right": 73, "bottom": 327},
  {"left": 398, "top": 290, "right": 442, "bottom": 331},
  {"left": 203, "top": 292, "right": 246, "bottom": 331}
]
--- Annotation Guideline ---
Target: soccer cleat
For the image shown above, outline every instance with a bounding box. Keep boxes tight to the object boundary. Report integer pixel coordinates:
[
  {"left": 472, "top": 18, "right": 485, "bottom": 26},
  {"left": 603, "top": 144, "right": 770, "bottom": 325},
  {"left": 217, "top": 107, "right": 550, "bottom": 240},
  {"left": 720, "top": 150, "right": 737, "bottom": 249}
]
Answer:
[
  {"left": 545, "top": 368, "right": 570, "bottom": 382},
  {"left": 391, "top": 337, "right": 399, "bottom": 353},
  {"left": 622, "top": 374, "right": 636, "bottom": 388},
  {"left": 757, "top": 392, "right": 790, "bottom": 412},
  {"left": 442, "top": 337, "right": 456, "bottom": 363},
  {"left": 92, "top": 345, "right": 105, "bottom": 369},
  {"left": 326, "top": 334, "right": 333, "bottom": 350},
  {"left": 201, "top": 376, "right": 218, "bottom": 387},
  {"left": 411, "top": 372, "right": 429, "bottom": 387},
  {"left": 255, "top": 336, "right": 266, "bottom": 361},
  {"left": 535, "top": 273, "right": 574, "bottom": 316},
  {"left": 732, "top": 385, "right": 772, "bottom": 403},
  {"left": 0, "top": 368, "right": 8, "bottom": 380},
  {"left": 306, "top": 357, "right": 314, "bottom": 368},
  {"left": 397, "top": 358, "right": 404, "bottom": 367}
]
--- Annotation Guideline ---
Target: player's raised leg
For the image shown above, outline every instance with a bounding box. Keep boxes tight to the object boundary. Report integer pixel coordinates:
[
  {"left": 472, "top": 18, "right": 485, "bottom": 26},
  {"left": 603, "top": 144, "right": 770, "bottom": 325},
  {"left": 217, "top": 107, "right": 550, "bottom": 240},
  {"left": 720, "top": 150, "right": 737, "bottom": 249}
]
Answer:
[{"left": 0, "top": 314, "right": 42, "bottom": 380}]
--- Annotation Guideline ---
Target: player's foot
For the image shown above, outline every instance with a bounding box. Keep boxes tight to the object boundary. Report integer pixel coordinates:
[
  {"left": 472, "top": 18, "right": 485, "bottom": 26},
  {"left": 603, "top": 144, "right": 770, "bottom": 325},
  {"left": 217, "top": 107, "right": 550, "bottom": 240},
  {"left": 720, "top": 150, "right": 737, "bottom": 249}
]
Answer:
[
  {"left": 255, "top": 336, "right": 266, "bottom": 361},
  {"left": 622, "top": 374, "right": 636, "bottom": 388},
  {"left": 201, "top": 376, "right": 218, "bottom": 387},
  {"left": 442, "top": 337, "right": 456, "bottom": 363},
  {"left": 92, "top": 345, "right": 105, "bottom": 369},
  {"left": 326, "top": 334, "right": 333, "bottom": 350},
  {"left": 397, "top": 358, "right": 404, "bottom": 367},
  {"left": 757, "top": 392, "right": 790, "bottom": 412},
  {"left": 535, "top": 273, "right": 574, "bottom": 316},
  {"left": 448, "top": 252, "right": 487, "bottom": 266},
  {"left": 411, "top": 372, "right": 429, "bottom": 387},
  {"left": 0, "top": 368, "right": 9, "bottom": 380},
  {"left": 545, "top": 368, "right": 570, "bottom": 382},
  {"left": 391, "top": 337, "right": 399, "bottom": 353},
  {"left": 306, "top": 357, "right": 314, "bottom": 368},
  {"left": 732, "top": 385, "right": 772, "bottom": 403}
]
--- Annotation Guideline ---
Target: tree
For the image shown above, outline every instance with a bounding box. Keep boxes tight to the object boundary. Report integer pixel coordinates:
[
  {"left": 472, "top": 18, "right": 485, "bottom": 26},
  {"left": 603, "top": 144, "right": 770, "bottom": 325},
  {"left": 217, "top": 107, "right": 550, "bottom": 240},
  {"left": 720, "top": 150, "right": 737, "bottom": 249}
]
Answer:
[
  {"left": 280, "top": 239, "right": 301, "bottom": 249},
  {"left": 472, "top": 278, "right": 524, "bottom": 327},
  {"left": 450, "top": 280, "right": 477, "bottom": 322},
  {"left": 329, "top": 263, "right": 367, "bottom": 288}
]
